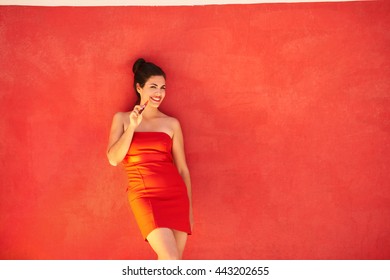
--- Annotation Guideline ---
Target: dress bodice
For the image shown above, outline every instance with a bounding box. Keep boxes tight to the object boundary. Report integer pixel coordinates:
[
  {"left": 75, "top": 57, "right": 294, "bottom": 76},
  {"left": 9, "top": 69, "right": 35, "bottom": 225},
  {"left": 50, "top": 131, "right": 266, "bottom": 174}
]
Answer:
[{"left": 123, "top": 132, "right": 173, "bottom": 166}]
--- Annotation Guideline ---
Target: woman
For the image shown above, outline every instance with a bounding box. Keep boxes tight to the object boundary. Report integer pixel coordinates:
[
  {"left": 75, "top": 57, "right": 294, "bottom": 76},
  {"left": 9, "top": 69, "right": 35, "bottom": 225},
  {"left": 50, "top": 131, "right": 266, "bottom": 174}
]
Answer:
[{"left": 107, "top": 58, "right": 193, "bottom": 260}]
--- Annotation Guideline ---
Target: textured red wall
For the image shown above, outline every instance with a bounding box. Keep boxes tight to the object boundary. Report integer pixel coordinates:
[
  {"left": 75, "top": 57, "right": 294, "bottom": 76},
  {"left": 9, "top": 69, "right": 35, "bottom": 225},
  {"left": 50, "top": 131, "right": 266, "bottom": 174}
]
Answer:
[{"left": 1, "top": 1, "right": 390, "bottom": 260}]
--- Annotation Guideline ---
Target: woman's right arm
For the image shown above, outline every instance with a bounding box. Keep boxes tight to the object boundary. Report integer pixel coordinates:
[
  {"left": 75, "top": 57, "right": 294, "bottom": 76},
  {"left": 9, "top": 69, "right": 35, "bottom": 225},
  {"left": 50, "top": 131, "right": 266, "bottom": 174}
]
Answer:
[
  {"left": 107, "top": 105, "right": 145, "bottom": 166},
  {"left": 106, "top": 112, "right": 135, "bottom": 166}
]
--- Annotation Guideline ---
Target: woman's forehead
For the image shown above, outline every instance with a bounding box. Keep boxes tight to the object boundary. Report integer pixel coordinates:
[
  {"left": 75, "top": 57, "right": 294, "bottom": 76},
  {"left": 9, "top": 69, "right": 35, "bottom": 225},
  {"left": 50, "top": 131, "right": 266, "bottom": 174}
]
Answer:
[{"left": 146, "top": 75, "right": 165, "bottom": 84}]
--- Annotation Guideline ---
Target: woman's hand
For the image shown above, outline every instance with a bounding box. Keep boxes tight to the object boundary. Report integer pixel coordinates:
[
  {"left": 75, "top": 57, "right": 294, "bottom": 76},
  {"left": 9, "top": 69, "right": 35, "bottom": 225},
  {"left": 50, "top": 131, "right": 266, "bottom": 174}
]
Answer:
[{"left": 128, "top": 102, "right": 147, "bottom": 129}]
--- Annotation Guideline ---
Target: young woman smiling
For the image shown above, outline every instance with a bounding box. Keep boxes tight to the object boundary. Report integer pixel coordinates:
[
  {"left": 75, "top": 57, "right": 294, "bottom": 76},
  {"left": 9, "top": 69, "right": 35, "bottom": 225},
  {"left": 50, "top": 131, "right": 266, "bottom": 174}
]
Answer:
[{"left": 107, "top": 58, "right": 193, "bottom": 260}]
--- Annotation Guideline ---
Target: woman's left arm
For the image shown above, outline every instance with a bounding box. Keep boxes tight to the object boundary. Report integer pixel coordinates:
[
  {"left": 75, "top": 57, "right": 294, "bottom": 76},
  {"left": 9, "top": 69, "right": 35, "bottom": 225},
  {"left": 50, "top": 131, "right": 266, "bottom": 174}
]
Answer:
[{"left": 171, "top": 118, "right": 193, "bottom": 231}]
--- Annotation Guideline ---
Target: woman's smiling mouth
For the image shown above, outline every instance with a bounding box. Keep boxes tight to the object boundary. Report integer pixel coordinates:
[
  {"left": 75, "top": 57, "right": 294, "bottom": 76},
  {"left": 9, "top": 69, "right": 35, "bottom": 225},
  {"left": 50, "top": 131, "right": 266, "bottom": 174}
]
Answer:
[{"left": 150, "top": 96, "right": 162, "bottom": 102}]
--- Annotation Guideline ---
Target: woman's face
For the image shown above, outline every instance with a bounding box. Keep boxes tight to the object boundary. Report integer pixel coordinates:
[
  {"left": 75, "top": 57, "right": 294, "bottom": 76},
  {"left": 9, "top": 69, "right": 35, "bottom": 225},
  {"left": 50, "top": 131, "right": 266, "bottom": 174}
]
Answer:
[{"left": 137, "top": 75, "right": 166, "bottom": 107}]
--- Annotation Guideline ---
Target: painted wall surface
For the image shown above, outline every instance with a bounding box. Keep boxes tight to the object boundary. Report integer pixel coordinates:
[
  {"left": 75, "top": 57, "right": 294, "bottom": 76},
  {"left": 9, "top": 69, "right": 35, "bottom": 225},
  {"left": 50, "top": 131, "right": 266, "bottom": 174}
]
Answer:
[{"left": 1, "top": 1, "right": 389, "bottom": 259}]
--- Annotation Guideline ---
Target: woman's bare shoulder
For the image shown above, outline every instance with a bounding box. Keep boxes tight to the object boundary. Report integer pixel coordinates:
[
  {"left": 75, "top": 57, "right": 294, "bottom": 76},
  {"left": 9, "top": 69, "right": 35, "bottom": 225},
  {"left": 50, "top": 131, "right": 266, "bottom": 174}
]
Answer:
[
  {"left": 113, "top": 111, "right": 129, "bottom": 119},
  {"left": 112, "top": 111, "right": 129, "bottom": 125},
  {"left": 160, "top": 113, "right": 180, "bottom": 126},
  {"left": 156, "top": 112, "right": 180, "bottom": 133}
]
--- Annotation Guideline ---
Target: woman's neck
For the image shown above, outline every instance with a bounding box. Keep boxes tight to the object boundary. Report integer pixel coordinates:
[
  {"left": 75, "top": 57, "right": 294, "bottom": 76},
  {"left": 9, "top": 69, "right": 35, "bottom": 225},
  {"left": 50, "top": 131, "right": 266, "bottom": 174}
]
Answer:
[{"left": 142, "top": 106, "right": 160, "bottom": 119}]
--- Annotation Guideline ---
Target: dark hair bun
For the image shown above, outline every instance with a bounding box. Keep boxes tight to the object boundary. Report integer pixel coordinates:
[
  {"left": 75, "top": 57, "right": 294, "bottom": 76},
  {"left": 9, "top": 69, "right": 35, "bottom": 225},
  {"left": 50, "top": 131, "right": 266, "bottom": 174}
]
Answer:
[{"left": 133, "top": 58, "right": 146, "bottom": 74}]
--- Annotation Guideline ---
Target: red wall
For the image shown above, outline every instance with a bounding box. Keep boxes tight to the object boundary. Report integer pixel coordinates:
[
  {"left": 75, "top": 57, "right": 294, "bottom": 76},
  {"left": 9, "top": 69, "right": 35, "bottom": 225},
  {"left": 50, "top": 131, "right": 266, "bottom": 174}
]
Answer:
[{"left": 1, "top": 1, "right": 390, "bottom": 260}]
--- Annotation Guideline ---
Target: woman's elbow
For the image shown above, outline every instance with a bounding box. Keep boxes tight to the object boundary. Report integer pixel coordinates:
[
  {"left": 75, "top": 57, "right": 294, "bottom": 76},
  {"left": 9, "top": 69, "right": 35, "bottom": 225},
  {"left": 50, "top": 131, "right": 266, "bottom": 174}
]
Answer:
[
  {"left": 109, "top": 160, "right": 118, "bottom": 166},
  {"left": 106, "top": 151, "right": 118, "bottom": 166}
]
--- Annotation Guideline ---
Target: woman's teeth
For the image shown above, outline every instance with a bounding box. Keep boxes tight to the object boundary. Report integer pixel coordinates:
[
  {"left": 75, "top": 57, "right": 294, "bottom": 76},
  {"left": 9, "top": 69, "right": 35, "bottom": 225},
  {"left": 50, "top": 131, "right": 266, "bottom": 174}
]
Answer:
[{"left": 150, "top": 96, "right": 161, "bottom": 102}]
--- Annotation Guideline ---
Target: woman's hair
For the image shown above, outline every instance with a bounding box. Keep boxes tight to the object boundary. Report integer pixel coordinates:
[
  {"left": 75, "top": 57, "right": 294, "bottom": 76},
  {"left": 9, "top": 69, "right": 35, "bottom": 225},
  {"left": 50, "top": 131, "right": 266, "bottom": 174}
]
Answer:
[{"left": 132, "top": 58, "right": 166, "bottom": 104}]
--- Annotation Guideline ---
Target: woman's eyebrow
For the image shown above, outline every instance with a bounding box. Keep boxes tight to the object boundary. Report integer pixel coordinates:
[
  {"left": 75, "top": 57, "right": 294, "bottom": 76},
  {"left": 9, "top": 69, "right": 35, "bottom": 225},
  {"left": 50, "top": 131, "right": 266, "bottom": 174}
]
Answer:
[{"left": 149, "top": 83, "right": 165, "bottom": 87}]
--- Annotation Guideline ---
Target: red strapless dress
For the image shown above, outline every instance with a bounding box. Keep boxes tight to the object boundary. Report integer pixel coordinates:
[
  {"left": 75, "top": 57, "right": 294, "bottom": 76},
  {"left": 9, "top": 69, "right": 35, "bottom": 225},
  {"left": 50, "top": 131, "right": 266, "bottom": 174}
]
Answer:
[{"left": 122, "top": 132, "right": 191, "bottom": 240}]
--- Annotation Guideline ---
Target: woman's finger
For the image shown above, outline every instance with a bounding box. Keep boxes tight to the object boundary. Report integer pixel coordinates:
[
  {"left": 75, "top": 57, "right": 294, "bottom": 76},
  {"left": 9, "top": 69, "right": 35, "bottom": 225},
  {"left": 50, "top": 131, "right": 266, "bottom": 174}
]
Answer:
[
  {"left": 139, "top": 100, "right": 149, "bottom": 113},
  {"left": 132, "top": 106, "right": 142, "bottom": 115}
]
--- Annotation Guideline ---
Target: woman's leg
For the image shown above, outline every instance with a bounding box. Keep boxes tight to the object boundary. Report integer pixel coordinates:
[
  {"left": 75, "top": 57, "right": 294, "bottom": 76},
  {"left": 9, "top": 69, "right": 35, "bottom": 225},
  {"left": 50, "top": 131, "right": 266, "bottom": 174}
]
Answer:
[
  {"left": 173, "top": 230, "right": 188, "bottom": 259},
  {"left": 146, "top": 228, "right": 181, "bottom": 260}
]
